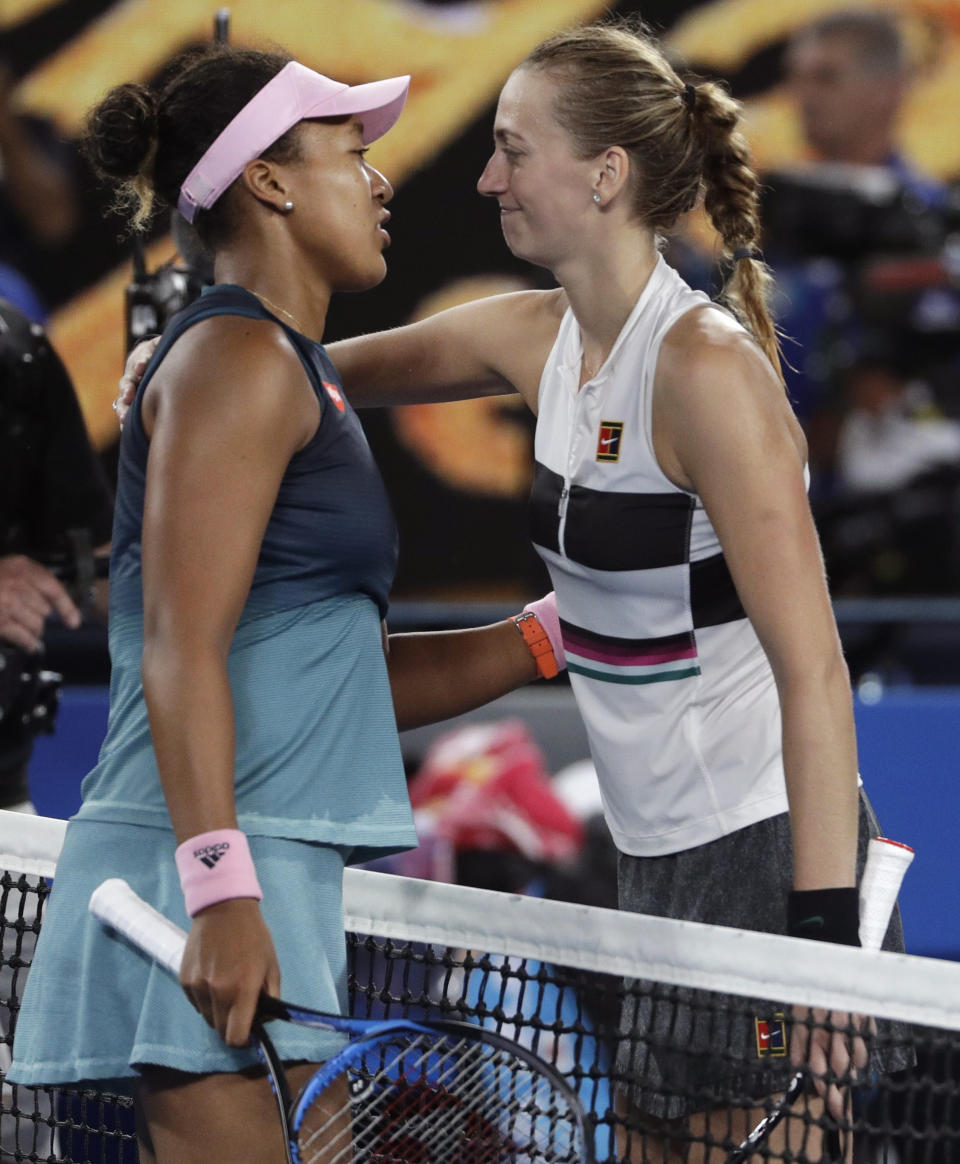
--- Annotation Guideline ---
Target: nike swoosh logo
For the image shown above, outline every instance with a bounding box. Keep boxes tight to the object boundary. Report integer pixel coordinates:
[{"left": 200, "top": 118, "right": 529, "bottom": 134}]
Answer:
[
  {"left": 794, "top": 914, "right": 826, "bottom": 931},
  {"left": 758, "top": 1031, "right": 770, "bottom": 1043},
  {"left": 599, "top": 436, "right": 616, "bottom": 446}
]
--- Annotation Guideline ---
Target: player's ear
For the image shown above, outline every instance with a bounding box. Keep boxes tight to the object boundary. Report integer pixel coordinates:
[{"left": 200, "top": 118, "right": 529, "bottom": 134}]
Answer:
[
  {"left": 594, "top": 146, "right": 630, "bottom": 204},
  {"left": 241, "top": 158, "right": 292, "bottom": 215}
]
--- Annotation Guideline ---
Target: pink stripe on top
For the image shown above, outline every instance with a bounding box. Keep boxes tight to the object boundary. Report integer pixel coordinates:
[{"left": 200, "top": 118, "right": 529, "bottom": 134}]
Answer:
[{"left": 566, "top": 640, "right": 699, "bottom": 667}]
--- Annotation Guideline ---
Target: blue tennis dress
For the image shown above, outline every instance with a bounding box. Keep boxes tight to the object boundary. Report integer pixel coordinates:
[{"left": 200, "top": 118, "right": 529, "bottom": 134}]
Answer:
[{"left": 9, "top": 286, "right": 418, "bottom": 1088}]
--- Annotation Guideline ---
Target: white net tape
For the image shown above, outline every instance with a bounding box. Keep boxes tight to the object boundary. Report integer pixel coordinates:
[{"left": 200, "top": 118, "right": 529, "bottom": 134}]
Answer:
[{"left": 1, "top": 810, "right": 958, "bottom": 1032}]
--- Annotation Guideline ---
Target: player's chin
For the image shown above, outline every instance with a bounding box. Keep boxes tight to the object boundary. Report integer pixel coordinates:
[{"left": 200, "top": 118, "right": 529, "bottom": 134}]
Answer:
[
  {"left": 503, "top": 238, "right": 549, "bottom": 270},
  {"left": 499, "top": 222, "right": 545, "bottom": 267},
  {"left": 339, "top": 256, "right": 388, "bottom": 293}
]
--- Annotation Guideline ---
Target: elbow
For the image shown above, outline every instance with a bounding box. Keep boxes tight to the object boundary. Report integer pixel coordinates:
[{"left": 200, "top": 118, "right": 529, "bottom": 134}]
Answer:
[
  {"left": 771, "top": 642, "right": 851, "bottom": 701},
  {"left": 140, "top": 634, "right": 176, "bottom": 707},
  {"left": 140, "top": 627, "right": 225, "bottom": 706}
]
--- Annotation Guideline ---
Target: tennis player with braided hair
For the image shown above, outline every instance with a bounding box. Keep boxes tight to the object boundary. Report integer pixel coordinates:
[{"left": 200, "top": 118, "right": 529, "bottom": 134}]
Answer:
[
  {"left": 312, "top": 21, "right": 909, "bottom": 1161},
  {"left": 109, "top": 23, "right": 911, "bottom": 1160},
  {"left": 7, "top": 45, "right": 564, "bottom": 1164}
]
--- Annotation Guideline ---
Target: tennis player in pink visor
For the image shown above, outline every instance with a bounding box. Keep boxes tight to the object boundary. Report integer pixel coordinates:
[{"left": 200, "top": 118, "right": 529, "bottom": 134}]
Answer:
[{"left": 9, "top": 45, "right": 564, "bottom": 1164}]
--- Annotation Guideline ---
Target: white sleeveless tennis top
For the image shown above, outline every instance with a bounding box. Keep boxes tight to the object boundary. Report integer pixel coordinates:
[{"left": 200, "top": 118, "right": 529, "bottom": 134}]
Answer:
[{"left": 530, "top": 256, "right": 788, "bottom": 856}]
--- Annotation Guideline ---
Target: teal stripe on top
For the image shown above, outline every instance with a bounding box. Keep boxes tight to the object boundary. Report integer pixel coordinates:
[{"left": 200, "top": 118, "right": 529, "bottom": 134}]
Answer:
[{"left": 567, "top": 660, "right": 702, "bottom": 685}]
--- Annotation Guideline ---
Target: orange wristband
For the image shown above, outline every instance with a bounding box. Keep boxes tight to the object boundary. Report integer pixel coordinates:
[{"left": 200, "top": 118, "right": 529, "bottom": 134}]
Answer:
[{"left": 511, "top": 611, "right": 559, "bottom": 680}]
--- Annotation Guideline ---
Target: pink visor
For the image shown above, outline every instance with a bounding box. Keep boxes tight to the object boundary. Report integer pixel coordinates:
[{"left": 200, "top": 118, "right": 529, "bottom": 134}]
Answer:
[{"left": 177, "top": 61, "right": 410, "bottom": 223}]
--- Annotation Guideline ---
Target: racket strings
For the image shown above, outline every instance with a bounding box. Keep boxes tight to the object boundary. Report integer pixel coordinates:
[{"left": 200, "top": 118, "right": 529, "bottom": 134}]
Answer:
[
  {"left": 296, "top": 1032, "right": 583, "bottom": 1164},
  {"left": 427, "top": 1045, "right": 574, "bottom": 1158},
  {"left": 352, "top": 1036, "right": 477, "bottom": 1162},
  {"left": 386, "top": 1037, "right": 579, "bottom": 1160},
  {"left": 298, "top": 1035, "right": 438, "bottom": 1163},
  {"left": 343, "top": 1036, "right": 502, "bottom": 1163},
  {"left": 299, "top": 1032, "right": 470, "bottom": 1163},
  {"left": 399, "top": 1043, "right": 517, "bottom": 1162}
]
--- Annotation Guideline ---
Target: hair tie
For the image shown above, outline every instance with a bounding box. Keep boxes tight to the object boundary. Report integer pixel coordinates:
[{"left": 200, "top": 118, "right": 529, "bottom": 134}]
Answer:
[
  {"left": 682, "top": 83, "right": 697, "bottom": 110},
  {"left": 732, "top": 246, "right": 762, "bottom": 263}
]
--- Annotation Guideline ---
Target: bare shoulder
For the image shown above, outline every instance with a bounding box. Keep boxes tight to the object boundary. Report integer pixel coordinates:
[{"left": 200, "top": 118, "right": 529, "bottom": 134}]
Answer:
[
  {"left": 660, "top": 305, "right": 770, "bottom": 387},
  {"left": 144, "top": 316, "right": 318, "bottom": 438},
  {"left": 660, "top": 306, "right": 802, "bottom": 439},
  {"left": 654, "top": 305, "right": 805, "bottom": 488}
]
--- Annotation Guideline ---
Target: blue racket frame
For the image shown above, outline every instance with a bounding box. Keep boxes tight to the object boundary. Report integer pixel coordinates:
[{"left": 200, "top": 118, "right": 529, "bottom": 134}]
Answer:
[{"left": 251, "top": 1000, "right": 594, "bottom": 1164}]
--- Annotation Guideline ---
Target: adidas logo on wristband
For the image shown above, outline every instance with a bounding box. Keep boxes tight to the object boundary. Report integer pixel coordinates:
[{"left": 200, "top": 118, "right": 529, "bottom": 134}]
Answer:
[{"left": 193, "top": 841, "right": 231, "bottom": 869}]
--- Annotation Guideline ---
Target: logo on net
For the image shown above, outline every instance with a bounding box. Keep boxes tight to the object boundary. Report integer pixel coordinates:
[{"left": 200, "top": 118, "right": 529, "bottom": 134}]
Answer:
[{"left": 193, "top": 841, "right": 231, "bottom": 869}]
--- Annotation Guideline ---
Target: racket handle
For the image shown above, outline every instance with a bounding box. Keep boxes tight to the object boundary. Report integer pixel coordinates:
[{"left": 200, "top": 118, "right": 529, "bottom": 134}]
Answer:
[
  {"left": 859, "top": 837, "right": 914, "bottom": 951},
  {"left": 728, "top": 836, "right": 914, "bottom": 1164},
  {"left": 90, "top": 878, "right": 187, "bottom": 975}
]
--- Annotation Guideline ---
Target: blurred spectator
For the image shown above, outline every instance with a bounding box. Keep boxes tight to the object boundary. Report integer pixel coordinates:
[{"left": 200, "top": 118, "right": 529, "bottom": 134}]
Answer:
[
  {"left": 836, "top": 356, "right": 960, "bottom": 496},
  {"left": 814, "top": 338, "right": 960, "bottom": 596},
  {"left": 0, "top": 298, "right": 111, "bottom": 1158},
  {"left": 0, "top": 299, "right": 112, "bottom": 814},
  {"left": 0, "top": 61, "right": 79, "bottom": 322},
  {"left": 785, "top": 10, "right": 944, "bottom": 205},
  {"left": 762, "top": 9, "right": 956, "bottom": 487},
  {"left": 760, "top": 12, "right": 960, "bottom": 597},
  {"left": 388, "top": 719, "right": 583, "bottom": 891}
]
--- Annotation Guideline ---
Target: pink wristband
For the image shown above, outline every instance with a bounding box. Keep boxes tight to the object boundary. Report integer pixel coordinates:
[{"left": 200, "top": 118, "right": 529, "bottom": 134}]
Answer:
[
  {"left": 174, "top": 829, "right": 263, "bottom": 918},
  {"left": 523, "top": 592, "right": 566, "bottom": 673}
]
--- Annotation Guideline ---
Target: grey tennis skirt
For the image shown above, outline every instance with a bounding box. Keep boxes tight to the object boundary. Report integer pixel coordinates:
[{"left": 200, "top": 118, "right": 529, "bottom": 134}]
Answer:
[
  {"left": 615, "top": 790, "right": 913, "bottom": 1118},
  {"left": 9, "top": 818, "right": 351, "bottom": 1092}
]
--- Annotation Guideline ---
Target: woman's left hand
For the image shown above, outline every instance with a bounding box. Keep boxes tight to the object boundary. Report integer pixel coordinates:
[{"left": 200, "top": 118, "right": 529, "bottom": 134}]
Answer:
[{"left": 113, "top": 336, "right": 159, "bottom": 427}]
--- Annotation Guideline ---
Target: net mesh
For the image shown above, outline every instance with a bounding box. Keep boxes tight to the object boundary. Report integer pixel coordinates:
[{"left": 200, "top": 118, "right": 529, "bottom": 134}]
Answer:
[{"left": 1, "top": 817, "right": 960, "bottom": 1163}]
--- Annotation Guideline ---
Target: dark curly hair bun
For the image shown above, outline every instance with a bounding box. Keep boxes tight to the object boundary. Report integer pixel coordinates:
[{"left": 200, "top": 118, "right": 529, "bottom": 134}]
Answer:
[
  {"left": 81, "top": 46, "right": 292, "bottom": 238},
  {"left": 84, "top": 83, "right": 159, "bottom": 182}
]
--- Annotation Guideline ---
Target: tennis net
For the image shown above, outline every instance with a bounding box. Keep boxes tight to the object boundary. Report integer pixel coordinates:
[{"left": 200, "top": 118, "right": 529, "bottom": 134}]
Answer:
[{"left": 1, "top": 812, "right": 959, "bottom": 1163}]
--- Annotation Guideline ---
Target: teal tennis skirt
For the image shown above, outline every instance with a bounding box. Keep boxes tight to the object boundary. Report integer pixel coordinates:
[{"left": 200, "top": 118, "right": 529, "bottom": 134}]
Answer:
[{"left": 9, "top": 819, "right": 350, "bottom": 1090}]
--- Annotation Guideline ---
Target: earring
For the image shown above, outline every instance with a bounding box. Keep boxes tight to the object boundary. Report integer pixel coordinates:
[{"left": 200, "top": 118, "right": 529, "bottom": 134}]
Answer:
[
  {"left": 593, "top": 193, "right": 601, "bottom": 205},
  {"left": 283, "top": 200, "right": 294, "bottom": 212}
]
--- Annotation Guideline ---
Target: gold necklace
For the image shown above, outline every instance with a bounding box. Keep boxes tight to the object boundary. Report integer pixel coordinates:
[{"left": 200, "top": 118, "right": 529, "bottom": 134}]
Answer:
[{"left": 249, "top": 289, "right": 306, "bottom": 334}]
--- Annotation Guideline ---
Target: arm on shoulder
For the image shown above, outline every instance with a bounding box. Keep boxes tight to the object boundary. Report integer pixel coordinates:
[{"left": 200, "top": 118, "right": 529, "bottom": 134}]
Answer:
[{"left": 329, "top": 288, "right": 565, "bottom": 413}]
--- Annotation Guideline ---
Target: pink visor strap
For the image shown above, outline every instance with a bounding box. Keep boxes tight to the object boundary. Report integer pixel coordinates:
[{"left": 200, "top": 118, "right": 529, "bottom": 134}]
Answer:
[{"left": 177, "top": 61, "right": 409, "bottom": 223}]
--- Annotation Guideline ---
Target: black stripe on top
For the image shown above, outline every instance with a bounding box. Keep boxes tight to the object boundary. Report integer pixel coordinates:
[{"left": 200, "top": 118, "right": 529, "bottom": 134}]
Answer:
[
  {"left": 560, "top": 619, "right": 696, "bottom": 655},
  {"left": 691, "top": 552, "right": 746, "bottom": 628},
  {"left": 529, "top": 461, "right": 694, "bottom": 571},
  {"left": 529, "top": 462, "right": 564, "bottom": 554}
]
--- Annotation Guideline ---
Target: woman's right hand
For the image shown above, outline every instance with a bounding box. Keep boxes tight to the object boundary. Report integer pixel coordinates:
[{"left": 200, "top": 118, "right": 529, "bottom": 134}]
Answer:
[
  {"left": 113, "top": 336, "right": 160, "bottom": 427},
  {"left": 179, "top": 898, "right": 281, "bottom": 1047}
]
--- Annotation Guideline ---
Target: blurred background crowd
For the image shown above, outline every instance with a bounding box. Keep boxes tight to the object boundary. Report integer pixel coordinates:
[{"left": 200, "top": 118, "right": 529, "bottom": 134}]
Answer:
[
  {"left": 3, "top": 0, "right": 959, "bottom": 601},
  {"left": 1, "top": 0, "right": 959, "bottom": 956}
]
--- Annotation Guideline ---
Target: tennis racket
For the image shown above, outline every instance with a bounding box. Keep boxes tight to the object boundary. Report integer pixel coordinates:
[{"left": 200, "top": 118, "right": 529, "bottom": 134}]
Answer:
[
  {"left": 726, "top": 836, "right": 915, "bottom": 1164},
  {"left": 90, "top": 877, "right": 594, "bottom": 1164}
]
